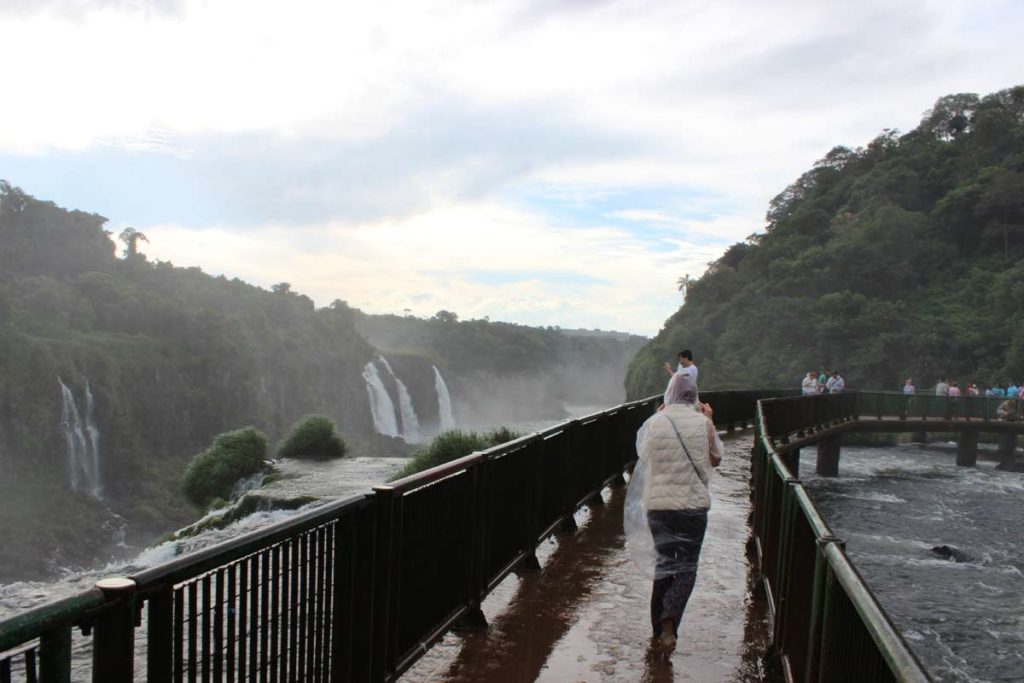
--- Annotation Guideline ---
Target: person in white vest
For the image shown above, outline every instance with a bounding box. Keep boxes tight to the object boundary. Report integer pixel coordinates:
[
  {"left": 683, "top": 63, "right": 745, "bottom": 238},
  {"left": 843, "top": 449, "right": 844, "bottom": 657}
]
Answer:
[{"left": 625, "top": 372, "right": 721, "bottom": 652}]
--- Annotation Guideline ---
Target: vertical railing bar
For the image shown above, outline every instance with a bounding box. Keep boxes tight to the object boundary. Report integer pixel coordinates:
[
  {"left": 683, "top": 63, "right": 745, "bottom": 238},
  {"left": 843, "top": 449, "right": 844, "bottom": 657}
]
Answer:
[
  {"left": 313, "top": 526, "right": 326, "bottom": 681},
  {"left": 278, "top": 539, "right": 290, "bottom": 683},
  {"left": 269, "top": 545, "right": 280, "bottom": 683},
  {"left": 249, "top": 556, "right": 261, "bottom": 682},
  {"left": 303, "top": 528, "right": 315, "bottom": 675},
  {"left": 238, "top": 560, "right": 250, "bottom": 683},
  {"left": 226, "top": 564, "right": 236, "bottom": 683},
  {"left": 321, "top": 522, "right": 335, "bottom": 683},
  {"left": 24, "top": 649, "right": 36, "bottom": 683},
  {"left": 289, "top": 537, "right": 300, "bottom": 678},
  {"left": 259, "top": 551, "right": 269, "bottom": 683},
  {"left": 201, "top": 574, "right": 212, "bottom": 683},
  {"left": 297, "top": 532, "right": 308, "bottom": 677},
  {"left": 214, "top": 569, "right": 225, "bottom": 683},
  {"left": 188, "top": 581, "right": 198, "bottom": 683},
  {"left": 174, "top": 587, "right": 185, "bottom": 683}
]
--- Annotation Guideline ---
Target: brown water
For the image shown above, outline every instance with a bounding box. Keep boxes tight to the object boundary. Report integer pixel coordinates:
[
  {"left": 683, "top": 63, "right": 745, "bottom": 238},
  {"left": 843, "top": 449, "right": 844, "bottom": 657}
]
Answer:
[{"left": 402, "top": 434, "right": 771, "bottom": 682}]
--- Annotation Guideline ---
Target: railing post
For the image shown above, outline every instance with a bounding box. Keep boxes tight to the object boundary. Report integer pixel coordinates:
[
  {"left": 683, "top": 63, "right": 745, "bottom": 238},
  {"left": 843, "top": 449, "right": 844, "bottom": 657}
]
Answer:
[
  {"left": 146, "top": 587, "right": 173, "bottom": 683},
  {"left": 558, "top": 422, "right": 579, "bottom": 533},
  {"left": 92, "top": 577, "right": 137, "bottom": 683},
  {"left": 371, "top": 486, "right": 401, "bottom": 681},
  {"left": 39, "top": 626, "right": 72, "bottom": 683},
  {"left": 457, "top": 459, "right": 488, "bottom": 630},
  {"left": 803, "top": 537, "right": 841, "bottom": 683}
]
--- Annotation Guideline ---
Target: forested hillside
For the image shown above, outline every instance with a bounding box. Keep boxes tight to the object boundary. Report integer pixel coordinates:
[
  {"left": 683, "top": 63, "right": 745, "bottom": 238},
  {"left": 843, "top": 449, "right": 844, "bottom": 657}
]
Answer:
[
  {"left": 627, "top": 86, "right": 1024, "bottom": 398},
  {"left": 0, "top": 183, "right": 644, "bottom": 580}
]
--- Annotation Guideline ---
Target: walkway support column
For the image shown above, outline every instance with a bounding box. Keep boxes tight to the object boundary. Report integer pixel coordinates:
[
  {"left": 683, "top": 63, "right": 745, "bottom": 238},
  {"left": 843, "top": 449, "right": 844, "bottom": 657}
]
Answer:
[
  {"left": 998, "top": 433, "right": 1017, "bottom": 462},
  {"left": 956, "top": 430, "right": 978, "bottom": 467},
  {"left": 816, "top": 435, "right": 842, "bottom": 477}
]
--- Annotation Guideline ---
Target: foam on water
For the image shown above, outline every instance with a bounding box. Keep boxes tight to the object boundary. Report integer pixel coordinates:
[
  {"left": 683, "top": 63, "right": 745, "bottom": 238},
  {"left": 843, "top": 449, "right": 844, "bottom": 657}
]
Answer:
[{"left": 803, "top": 444, "right": 1024, "bottom": 681}]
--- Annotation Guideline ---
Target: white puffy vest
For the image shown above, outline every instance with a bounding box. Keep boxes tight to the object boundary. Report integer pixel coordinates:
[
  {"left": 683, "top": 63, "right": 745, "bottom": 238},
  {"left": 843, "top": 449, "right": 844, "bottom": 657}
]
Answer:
[{"left": 639, "top": 404, "right": 713, "bottom": 511}]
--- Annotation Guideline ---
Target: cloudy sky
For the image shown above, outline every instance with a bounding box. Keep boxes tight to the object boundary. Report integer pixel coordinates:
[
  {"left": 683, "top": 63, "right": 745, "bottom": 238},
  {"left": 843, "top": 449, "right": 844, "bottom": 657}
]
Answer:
[{"left": 1, "top": 0, "right": 1021, "bottom": 335}]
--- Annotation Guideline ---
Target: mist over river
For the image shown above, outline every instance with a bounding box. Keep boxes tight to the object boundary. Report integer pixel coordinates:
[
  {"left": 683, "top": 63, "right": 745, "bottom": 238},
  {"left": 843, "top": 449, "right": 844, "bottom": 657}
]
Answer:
[{"left": 803, "top": 443, "right": 1024, "bottom": 682}]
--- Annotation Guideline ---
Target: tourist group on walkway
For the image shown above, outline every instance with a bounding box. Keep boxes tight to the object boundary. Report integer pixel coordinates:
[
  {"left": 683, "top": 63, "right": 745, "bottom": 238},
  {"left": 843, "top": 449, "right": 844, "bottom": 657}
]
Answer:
[{"left": 802, "top": 368, "right": 845, "bottom": 395}]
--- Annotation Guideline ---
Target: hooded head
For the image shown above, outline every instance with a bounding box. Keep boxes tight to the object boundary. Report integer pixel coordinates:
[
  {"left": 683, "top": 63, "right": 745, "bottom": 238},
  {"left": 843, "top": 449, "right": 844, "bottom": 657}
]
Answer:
[{"left": 665, "top": 372, "right": 698, "bottom": 406}]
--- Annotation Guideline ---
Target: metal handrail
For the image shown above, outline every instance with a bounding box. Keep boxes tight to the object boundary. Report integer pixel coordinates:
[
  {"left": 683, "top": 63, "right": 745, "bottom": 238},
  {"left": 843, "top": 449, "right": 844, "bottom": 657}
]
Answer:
[
  {"left": 822, "top": 543, "right": 931, "bottom": 683},
  {"left": 754, "top": 391, "right": 932, "bottom": 682}
]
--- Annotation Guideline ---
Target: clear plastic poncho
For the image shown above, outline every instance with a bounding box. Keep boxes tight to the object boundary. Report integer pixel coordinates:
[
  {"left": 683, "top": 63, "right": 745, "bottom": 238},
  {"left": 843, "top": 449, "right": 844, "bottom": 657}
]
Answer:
[{"left": 624, "top": 373, "right": 723, "bottom": 580}]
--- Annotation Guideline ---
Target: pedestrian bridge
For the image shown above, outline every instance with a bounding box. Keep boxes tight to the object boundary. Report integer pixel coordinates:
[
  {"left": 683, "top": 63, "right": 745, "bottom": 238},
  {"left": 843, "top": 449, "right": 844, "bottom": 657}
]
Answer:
[{"left": 3, "top": 391, "right": 1020, "bottom": 682}]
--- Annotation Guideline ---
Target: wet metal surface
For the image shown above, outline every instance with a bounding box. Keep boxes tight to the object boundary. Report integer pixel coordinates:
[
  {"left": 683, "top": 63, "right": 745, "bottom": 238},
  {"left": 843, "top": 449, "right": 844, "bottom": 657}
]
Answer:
[{"left": 402, "top": 434, "right": 771, "bottom": 682}]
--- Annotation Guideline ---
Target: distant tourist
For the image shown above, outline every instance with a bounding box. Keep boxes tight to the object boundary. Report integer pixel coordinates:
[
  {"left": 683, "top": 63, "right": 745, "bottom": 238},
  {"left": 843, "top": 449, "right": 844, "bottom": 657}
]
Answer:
[
  {"left": 992, "top": 384, "right": 1006, "bottom": 398},
  {"left": 663, "top": 349, "right": 698, "bottom": 382},
  {"left": 967, "top": 383, "right": 980, "bottom": 397},
  {"left": 802, "top": 372, "right": 818, "bottom": 396},
  {"left": 826, "top": 371, "right": 845, "bottom": 393},
  {"left": 949, "top": 382, "right": 961, "bottom": 398},
  {"left": 903, "top": 378, "right": 916, "bottom": 395},
  {"left": 626, "top": 373, "right": 720, "bottom": 653},
  {"left": 935, "top": 378, "right": 950, "bottom": 396},
  {"left": 818, "top": 367, "right": 830, "bottom": 393},
  {"left": 1008, "top": 383, "right": 1019, "bottom": 399},
  {"left": 997, "top": 399, "right": 1019, "bottom": 421}
]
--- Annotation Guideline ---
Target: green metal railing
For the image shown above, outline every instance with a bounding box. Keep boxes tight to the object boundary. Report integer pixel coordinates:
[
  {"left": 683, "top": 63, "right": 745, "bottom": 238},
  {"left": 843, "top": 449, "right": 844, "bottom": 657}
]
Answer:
[
  {"left": 0, "top": 390, "right": 775, "bottom": 683},
  {"left": 855, "top": 391, "right": 1014, "bottom": 422},
  {"left": 752, "top": 393, "right": 932, "bottom": 682}
]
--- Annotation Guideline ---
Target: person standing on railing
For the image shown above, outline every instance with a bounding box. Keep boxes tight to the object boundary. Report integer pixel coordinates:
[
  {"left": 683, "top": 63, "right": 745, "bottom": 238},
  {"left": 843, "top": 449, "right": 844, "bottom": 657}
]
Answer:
[
  {"left": 624, "top": 372, "right": 721, "bottom": 653},
  {"left": 802, "top": 372, "right": 818, "bottom": 395}
]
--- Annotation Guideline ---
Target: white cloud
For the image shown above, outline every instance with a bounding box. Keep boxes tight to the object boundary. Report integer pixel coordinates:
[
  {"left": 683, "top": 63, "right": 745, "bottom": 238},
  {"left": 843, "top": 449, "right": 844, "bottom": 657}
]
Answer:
[{"left": 143, "top": 200, "right": 718, "bottom": 334}]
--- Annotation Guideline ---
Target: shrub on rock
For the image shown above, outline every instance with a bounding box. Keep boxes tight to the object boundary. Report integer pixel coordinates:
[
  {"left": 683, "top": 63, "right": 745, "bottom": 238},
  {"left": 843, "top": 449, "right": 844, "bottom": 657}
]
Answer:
[
  {"left": 276, "top": 415, "right": 347, "bottom": 460},
  {"left": 183, "top": 427, "right": 268, "bottom": 508}
]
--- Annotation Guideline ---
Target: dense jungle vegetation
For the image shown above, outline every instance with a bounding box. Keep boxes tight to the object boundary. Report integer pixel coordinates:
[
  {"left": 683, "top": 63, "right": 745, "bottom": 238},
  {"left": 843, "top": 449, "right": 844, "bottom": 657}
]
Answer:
[
  {"left": 627, "top": 86, "right": 1024, "bottom": 398},
  {"left": 0, "top": 185, "right": 643, "bottom": 580}
]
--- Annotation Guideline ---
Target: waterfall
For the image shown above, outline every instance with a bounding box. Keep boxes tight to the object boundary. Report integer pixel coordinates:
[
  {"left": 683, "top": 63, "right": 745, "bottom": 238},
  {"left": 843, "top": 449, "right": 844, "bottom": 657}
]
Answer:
[
  {"left": 58, "top": 378, "right": 102, "bottom": 499},
  {"left": 433, "top": 365, "right": 456, "bottom": 431},
  {"left": 378, "top": 357, "right": 422, "bottom": 443},
  {"left": 362, "top": 362, "right": 400, "bottom": 437}
]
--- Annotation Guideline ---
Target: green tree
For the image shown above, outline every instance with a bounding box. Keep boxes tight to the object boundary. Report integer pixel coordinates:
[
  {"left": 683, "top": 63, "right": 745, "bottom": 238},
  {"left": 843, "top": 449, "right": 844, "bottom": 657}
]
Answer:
[{"left": 118, "top": 227, "right": 148, "bottom": 258}]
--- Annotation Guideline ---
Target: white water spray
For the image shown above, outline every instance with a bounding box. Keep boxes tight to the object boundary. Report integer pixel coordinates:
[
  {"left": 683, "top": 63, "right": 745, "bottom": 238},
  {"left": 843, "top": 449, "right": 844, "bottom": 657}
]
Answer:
[
  {"left": 433, "top": 365, "right": 456, "bottom": 431},
  {"left": 378, "top": 357, "right": 421, "bottom": 443},
  {"left": 362, "top": 362, "right": 400, "bottom": 437},
  {"left": 58, "top": 377, "right": 102, "bottom": 499}
]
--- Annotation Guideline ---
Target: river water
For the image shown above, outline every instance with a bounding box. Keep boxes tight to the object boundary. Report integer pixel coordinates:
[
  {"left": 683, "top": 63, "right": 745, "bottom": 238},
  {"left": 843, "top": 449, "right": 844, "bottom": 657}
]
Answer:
[{"left": 802, "top": 443, "right": 1024, "bottom": 682}]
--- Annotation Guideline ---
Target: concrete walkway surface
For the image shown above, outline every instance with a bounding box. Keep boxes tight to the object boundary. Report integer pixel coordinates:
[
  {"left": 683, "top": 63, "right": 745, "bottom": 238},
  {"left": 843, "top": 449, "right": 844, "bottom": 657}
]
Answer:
[{"left": 402, "top": 434, "right": 773, "bottom": 682}]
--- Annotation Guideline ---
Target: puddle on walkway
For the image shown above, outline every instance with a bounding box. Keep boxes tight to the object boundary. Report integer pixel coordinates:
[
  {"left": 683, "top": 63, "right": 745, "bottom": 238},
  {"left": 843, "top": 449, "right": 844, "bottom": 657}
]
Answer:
[{"left": 401, "top": 434, "right": 772, "bottom": 683}]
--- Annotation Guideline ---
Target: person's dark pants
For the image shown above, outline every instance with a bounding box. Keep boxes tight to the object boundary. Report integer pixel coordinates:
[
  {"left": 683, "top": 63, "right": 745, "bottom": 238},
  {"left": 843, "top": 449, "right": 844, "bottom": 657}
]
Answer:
[{"left": 648, "top": 508, "right": 709, "bottom": 637}]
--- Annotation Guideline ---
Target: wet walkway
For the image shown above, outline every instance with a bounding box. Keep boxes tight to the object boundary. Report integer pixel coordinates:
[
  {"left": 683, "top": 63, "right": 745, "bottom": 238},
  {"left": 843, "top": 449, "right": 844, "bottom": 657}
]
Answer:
[{"left": 402, "top": 434, "right": 772, "bottom": 682}]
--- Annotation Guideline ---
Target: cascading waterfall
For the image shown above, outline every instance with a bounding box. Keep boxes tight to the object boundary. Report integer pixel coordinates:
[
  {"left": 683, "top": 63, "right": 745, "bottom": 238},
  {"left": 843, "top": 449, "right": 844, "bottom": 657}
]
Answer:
[
  {"left": 362, "top": 362, "right": 400, "bottom": 437},
  {"left": 378, "top": 357, "right": 421, "bottom": 443},
  {"left": 57, "top": 378, "right": 102, "bottom": 499},
  {"left": 432, "top": 365, "right": 456, "bottom": 431}
]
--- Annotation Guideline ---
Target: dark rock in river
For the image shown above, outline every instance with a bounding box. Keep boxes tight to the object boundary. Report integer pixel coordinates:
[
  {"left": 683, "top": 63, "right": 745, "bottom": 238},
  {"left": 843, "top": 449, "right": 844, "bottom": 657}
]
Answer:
[{"left": 931, "top": 545, "right": 973, "bottom": 563}]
